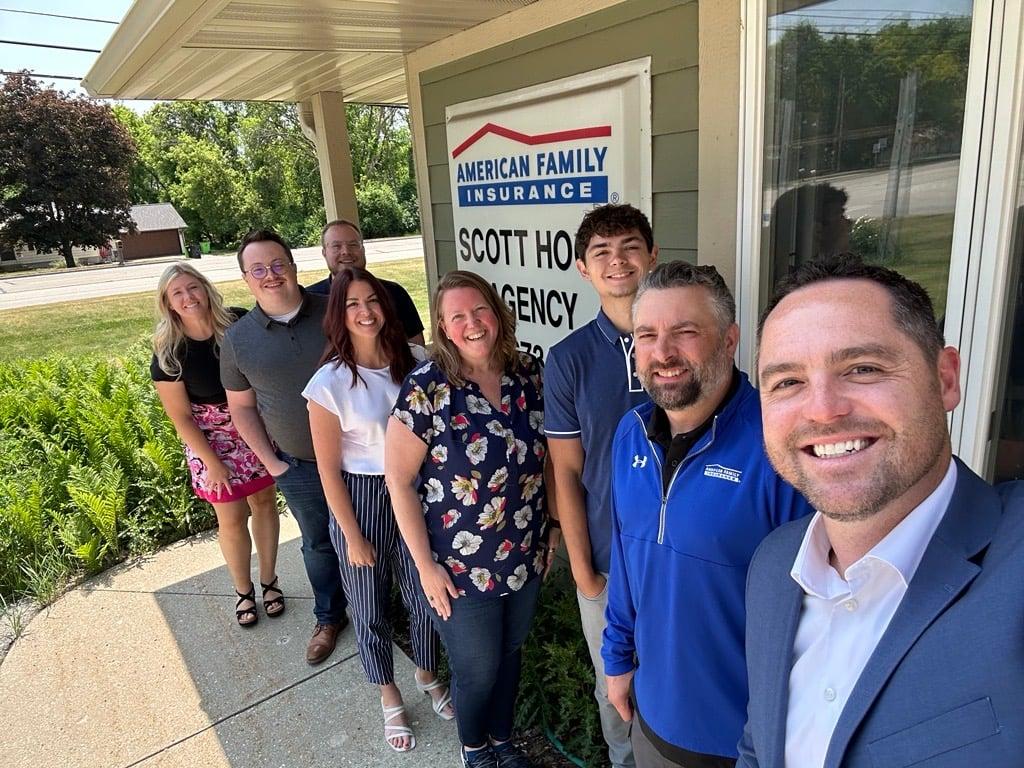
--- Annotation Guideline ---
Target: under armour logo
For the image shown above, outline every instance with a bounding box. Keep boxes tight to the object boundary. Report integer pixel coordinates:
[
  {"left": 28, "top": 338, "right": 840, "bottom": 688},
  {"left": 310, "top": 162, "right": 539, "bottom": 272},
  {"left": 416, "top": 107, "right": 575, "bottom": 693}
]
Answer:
[{"left": 632, "top": 455, "right": 648, "bottom": 468}]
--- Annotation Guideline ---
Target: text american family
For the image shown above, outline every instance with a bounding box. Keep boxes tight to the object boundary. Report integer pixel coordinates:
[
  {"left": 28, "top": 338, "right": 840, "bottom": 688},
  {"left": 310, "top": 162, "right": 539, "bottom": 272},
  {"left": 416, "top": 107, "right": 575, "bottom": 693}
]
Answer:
[{"left": 454, "top": 144, "right": 611, "bottom": 347}]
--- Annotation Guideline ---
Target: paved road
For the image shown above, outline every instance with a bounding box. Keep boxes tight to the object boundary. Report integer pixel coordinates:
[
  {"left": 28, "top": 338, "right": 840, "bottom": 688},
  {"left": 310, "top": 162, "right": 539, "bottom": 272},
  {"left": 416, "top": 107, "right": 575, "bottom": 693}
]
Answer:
[
  {"left": 0, "top": 235, "right": 425, "bottom": 311},
  {"left": 791, "top": 158, "right": 959, "bottom": 219}
]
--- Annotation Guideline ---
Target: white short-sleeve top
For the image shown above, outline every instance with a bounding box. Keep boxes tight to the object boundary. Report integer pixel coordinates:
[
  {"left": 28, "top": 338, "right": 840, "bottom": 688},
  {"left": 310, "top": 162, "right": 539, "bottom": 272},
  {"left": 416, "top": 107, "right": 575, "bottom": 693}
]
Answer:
[{"left": 302, "top": 345, "right": 426, "bottom": 475}]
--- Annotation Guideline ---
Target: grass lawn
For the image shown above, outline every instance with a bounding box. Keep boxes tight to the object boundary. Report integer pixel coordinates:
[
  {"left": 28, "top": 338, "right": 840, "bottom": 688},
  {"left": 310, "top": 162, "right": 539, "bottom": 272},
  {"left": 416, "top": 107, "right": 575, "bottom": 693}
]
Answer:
[
  {"left": 0, "top": 258, "right": 430, "bottom": 362},
  {"left": 892, "top": 213, "right": 955, "bottom": 319}
]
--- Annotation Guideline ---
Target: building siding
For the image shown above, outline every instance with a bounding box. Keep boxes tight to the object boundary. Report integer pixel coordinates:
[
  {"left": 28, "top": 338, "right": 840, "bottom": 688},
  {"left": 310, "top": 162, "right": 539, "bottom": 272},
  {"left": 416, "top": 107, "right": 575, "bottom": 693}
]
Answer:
[{"left": 419, "top": 0, "right": 699, "bottom": 276}]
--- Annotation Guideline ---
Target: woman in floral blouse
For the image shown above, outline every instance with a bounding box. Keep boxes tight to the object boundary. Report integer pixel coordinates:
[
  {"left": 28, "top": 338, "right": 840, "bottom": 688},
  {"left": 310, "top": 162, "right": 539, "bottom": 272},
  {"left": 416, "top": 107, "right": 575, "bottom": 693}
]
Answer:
[{"left": 385, "top": 270, "right": 558, "bottom": 768}]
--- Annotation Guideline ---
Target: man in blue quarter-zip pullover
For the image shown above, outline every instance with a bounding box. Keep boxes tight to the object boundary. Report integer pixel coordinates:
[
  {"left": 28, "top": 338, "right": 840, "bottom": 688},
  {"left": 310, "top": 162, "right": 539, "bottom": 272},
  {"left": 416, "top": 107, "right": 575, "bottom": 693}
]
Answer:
[{"left": 602, "top": 261, "right": 811, "bottom": 768}]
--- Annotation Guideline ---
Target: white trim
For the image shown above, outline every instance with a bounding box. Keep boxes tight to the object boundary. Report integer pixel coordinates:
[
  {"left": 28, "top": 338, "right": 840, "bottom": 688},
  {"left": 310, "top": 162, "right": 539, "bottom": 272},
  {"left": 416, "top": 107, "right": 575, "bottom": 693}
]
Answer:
[
  {"left": 954, "top": 0, "right": 1024, "bottom": 471},
  {"left": 404, "top": 57, "right": 441, "bottom": 299},
  {"left": 734, "top": 0, "right": 1018, "bottom": 476},
  {"left": 736, "top": 0, "right": 768, "bottom": 374}
]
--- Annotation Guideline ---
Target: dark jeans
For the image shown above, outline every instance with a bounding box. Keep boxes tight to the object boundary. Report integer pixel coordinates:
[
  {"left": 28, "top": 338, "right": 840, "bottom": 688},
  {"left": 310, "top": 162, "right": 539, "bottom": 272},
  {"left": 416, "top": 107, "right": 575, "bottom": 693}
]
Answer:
[
  {"left": 274, "top": 452, "right": 348, "bottom": 624},
  {"left": 425, "top": 575, "right": 542, "bottom": 748}
]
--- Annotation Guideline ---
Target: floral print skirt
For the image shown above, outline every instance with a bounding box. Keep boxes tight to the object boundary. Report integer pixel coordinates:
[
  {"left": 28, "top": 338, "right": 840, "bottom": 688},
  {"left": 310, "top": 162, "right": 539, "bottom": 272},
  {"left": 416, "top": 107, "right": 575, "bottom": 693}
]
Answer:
[{"left": 184, "top": 402, "right": 275, "bottom": 503}]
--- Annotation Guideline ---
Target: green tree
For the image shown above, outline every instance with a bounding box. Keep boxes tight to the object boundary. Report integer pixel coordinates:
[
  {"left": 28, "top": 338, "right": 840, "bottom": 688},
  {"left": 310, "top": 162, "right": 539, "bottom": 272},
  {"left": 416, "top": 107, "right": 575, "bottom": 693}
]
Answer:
[
  {"left": 165, "top": 136, "right": 248, "bottom": 245},
  {"left": 0, "top": 74, "right": 136, "bottom": 268},
  {"left": 347, "top": 105, "right": 419, "bottom": 235},
  {"left": 111, "top": 105, "right": 164, "bottom": 204},
  {"left": 117, "top": 100, "right": 421, "bottom": 245},
  {"left": 235, "top": 102, "right": 324, "bottom": 244}
]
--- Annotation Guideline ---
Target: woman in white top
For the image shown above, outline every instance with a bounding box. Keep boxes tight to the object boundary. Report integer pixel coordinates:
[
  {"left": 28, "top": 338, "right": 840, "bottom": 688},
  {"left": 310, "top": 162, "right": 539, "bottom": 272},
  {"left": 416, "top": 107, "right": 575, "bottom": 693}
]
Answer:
[{"left": 303, "top": 267, "right": 453, "bottom": 753}]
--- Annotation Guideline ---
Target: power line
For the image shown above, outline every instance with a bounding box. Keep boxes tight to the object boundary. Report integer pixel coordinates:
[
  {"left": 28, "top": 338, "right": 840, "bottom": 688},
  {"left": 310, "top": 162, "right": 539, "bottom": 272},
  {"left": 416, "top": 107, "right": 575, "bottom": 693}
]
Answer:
[
  {"left": 0, "top": 7, "right": 117, "bottom": 24},
  {"left": 0, "top": 70, "right": 83, "bottom": 81},
  {"left": 0, "top": 39, "right": 101, "bottom": 53}
]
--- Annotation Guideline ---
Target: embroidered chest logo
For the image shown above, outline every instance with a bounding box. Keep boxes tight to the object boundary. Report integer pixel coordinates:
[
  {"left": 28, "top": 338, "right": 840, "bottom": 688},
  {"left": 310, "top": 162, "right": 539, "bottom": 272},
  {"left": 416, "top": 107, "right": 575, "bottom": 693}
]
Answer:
[
  {"left": 632, "top": 455, "right": 648, "bottom": 469},
  {"left": 704, "top": 464, "right": 742, "bottom": 483}
]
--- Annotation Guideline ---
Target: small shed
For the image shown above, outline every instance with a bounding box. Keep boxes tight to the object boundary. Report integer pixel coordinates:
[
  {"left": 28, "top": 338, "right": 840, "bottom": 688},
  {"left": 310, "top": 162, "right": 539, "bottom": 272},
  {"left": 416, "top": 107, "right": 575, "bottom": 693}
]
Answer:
[{"left": 120, "top": 203, "right": 187, "bottom": 260}]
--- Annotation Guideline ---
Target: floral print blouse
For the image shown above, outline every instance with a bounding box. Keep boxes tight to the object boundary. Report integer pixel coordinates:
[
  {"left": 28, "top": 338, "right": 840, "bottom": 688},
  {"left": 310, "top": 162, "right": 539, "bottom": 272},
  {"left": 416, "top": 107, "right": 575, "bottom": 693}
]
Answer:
[{"left": 393, "top": 352, "right": 548, "bottom": 599}]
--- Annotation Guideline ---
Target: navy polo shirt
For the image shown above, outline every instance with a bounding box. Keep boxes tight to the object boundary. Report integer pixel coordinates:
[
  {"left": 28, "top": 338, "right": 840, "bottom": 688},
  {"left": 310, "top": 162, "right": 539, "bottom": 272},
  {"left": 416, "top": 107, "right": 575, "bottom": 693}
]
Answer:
[{"left": 545, "top": 309, "right": 650, "bottom": 573}]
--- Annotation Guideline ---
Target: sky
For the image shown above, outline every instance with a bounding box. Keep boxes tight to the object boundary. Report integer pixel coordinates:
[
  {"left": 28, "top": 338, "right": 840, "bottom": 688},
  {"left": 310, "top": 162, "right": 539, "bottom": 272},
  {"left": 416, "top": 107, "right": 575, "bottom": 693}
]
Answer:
[{"left": 0, "top": 0, "right": 157, "bottom": 111}]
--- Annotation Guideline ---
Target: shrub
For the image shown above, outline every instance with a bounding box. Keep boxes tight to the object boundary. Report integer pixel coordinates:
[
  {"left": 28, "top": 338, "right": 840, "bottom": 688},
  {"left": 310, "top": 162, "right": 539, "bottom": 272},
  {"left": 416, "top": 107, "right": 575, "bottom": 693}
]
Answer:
[
  {"left": 850, "top": 216, "right": 904, "bottom": 265},
  {"left": 356, "top": 179, "right": 408, "bottom": 239},
  {"left": 518, "top": 568, "right": 609, "bottom": 767},
  {"left": 0, "top": 349, "right": 212, "bottom": 602}
]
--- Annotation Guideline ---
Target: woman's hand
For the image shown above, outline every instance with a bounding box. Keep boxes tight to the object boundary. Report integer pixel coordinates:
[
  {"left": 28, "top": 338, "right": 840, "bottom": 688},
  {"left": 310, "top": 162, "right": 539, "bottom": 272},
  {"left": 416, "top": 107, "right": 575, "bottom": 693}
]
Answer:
[
  {"left": 420, "top": 562, "right": 459, "bottom": 620},
  {"left": 204, "top": 459, "right": 233, "bottom": 499},
  {"left": 346, "top": 534, "right": 377, "bottom": 568}
]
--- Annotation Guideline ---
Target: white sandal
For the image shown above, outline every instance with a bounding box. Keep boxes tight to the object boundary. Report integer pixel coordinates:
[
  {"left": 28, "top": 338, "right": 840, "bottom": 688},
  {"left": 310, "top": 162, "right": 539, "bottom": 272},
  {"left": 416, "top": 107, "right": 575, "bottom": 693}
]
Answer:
[
  {"left": 414, "top": 672, "right": 455, "bottom": 721},
  {"left": 382, "top": 698, "right": 416, "bottom": 752}
]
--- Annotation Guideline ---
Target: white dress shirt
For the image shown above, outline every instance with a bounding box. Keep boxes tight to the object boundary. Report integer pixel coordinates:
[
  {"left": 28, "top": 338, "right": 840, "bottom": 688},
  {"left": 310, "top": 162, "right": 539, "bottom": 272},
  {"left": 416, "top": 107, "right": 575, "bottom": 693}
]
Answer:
[{"left": 784, "top": 459, "right": 957, "bottom": 768}]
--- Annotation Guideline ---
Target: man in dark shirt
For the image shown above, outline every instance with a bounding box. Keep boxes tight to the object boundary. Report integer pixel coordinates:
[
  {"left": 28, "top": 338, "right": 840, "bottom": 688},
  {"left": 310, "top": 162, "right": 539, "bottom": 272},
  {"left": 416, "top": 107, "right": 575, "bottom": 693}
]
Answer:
[
  {"left": 220, "top": 229, "right": 348, "bottom": 665},
  {"left": 306, "top": 219, "right": 425, "bottom": 344}
]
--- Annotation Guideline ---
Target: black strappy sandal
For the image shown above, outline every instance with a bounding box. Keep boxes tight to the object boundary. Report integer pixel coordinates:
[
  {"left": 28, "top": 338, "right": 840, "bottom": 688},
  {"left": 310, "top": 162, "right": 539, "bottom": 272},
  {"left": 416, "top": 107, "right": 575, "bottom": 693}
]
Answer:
[
  {"left": 261, "top": 576, "right": 286, "bottom": 618},
  {"left": 235, "top": 583, "right": 259, "bottom": 627}
]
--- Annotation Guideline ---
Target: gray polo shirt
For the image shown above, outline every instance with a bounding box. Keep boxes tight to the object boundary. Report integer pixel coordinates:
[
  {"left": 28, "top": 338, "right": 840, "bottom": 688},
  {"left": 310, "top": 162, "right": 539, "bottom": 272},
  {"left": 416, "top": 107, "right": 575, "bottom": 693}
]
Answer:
[{"left": 220, "top": 290, "right": 327, "bottom": 461}]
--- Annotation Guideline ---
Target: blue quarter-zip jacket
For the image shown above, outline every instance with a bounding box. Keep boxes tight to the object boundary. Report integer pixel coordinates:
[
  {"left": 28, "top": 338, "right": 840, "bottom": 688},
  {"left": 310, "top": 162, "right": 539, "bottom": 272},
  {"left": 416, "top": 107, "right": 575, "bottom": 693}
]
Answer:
[{"left": 601, "top": 374, "right": 811, "bottom": 758}]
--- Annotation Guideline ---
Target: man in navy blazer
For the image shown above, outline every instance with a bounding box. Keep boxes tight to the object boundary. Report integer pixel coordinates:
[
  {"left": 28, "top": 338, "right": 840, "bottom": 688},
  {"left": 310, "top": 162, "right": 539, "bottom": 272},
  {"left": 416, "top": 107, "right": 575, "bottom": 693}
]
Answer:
[{"left": 739, "top": 256, "right": 1024, "bottom": 768}]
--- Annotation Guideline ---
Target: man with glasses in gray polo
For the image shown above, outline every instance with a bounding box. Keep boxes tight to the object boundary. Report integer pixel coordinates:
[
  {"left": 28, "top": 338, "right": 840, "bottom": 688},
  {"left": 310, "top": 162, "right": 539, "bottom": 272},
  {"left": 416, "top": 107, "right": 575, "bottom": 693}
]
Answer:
[{"left": 220, "top": 229, "right": 349, "bottom": 664}]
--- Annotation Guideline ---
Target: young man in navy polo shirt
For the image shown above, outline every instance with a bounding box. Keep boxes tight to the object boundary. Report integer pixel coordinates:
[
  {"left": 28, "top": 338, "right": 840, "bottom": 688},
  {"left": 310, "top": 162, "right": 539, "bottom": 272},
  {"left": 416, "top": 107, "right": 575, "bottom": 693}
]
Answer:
[{"left": 545, "top": 203, "right": 658, "bottom": 768}]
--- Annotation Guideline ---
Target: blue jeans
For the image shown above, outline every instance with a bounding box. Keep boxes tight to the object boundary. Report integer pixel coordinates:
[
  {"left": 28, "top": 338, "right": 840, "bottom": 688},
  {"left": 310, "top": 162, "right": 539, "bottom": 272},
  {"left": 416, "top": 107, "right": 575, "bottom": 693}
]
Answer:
[
  {"left": 425, "top": 575, "right": 542, "bottom": 748},
  {"left": 274, "top": 452, "right": 348, "bottom": 624}
]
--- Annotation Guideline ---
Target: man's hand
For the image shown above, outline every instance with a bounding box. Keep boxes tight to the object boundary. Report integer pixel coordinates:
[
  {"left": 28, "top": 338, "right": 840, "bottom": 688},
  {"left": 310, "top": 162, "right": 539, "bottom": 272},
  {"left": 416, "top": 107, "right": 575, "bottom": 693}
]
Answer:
[
  {"left": 267, "top": 457, "right": 291, "bottom": 477},
  {"left": 574, "top": 568, "right": 607, "bottom": 600},
  {"left": 543, "top": 526, "right": 562, "bottom": 578},
  {"left": 607, "top": 670, "right": 634, "bottom": 722}
]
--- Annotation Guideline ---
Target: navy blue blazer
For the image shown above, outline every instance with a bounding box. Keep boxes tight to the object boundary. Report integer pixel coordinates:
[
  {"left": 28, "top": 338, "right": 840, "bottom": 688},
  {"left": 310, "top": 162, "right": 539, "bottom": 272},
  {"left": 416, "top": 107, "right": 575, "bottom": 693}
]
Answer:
[{"left": 737, "top": 458, "right": 1024, "bottom": 768}]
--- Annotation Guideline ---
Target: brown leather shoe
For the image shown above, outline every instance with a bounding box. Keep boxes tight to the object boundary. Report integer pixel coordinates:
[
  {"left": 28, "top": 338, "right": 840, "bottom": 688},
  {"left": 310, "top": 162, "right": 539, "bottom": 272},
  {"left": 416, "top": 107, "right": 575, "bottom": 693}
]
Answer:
[{"left": 306, "top": 622, "right": 340, "bottom": 665}]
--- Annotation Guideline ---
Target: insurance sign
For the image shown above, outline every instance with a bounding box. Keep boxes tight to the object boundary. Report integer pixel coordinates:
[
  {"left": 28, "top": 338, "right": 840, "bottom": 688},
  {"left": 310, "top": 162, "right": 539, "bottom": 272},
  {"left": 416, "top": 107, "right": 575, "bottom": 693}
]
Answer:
[{"left": 446, "top": 59, "right": 651, "bottom": 358}]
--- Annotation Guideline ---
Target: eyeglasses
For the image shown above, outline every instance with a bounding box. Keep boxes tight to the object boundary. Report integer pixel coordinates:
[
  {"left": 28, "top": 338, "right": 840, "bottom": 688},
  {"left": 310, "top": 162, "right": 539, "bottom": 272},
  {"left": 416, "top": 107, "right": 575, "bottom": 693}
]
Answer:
[
  {"left": 325, "top": 240, "right": 362, "bottom": 252},
  {"left": 243, "top": 261, "right": 291, "bottom": 279}
]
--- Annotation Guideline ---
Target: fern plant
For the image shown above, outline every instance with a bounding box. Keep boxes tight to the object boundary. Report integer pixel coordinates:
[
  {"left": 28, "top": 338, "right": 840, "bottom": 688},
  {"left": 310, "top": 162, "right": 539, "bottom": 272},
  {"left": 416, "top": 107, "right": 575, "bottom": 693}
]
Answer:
[{"left": 0, "top": 347, "right": 210, "bottom": 602}]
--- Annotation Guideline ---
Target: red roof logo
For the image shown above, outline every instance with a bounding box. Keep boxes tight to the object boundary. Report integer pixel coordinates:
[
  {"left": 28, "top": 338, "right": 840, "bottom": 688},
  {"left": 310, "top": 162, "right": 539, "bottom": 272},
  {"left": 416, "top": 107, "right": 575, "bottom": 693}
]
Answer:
[{"left": 452, "top": 123, "right": 612, "bottom": 159}]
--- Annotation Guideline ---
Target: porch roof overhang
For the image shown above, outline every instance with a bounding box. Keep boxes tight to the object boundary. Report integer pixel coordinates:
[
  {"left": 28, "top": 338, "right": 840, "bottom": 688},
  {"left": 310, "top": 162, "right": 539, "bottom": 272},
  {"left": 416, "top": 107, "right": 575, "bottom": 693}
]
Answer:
[{"left": 83, "top": 0, "right": 536, "bottom": 105}]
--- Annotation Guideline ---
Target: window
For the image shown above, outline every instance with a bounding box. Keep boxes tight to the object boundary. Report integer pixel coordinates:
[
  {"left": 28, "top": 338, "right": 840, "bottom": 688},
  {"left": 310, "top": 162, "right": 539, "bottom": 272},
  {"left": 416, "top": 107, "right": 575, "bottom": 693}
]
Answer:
[{"left": 760, "top": 0, "right": 974, "bottom": 322}]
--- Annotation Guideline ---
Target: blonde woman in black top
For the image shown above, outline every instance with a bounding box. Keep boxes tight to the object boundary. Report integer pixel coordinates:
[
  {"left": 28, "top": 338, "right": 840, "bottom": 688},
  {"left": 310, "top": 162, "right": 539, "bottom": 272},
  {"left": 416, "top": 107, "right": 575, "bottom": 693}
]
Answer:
[{"left": 151, "top": 263, "right": 282, "bottom": 627}]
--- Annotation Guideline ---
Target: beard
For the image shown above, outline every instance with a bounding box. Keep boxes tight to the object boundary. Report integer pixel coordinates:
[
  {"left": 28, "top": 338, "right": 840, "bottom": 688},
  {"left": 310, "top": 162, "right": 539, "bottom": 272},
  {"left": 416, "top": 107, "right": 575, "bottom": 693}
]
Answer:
[
  {"left": 765, "top": 411, "right": 950, "bottom": 522},
  {"left": 639, "top": 342, "right": 734, "bottom": 412}
]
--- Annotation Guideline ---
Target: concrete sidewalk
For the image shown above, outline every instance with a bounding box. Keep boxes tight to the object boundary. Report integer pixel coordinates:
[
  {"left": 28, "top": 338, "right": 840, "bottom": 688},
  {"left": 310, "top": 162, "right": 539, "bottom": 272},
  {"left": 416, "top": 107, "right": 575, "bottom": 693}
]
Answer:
[{"left": 0, "top": 515, "right": 460, "bottom": 768}]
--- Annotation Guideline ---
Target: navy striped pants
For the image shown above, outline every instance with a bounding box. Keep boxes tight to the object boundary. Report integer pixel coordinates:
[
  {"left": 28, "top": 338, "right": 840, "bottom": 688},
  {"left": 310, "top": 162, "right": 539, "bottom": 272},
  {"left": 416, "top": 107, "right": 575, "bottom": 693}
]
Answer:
[{"left": 328, "top": 472, "right": 440, "bottom": 685}]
